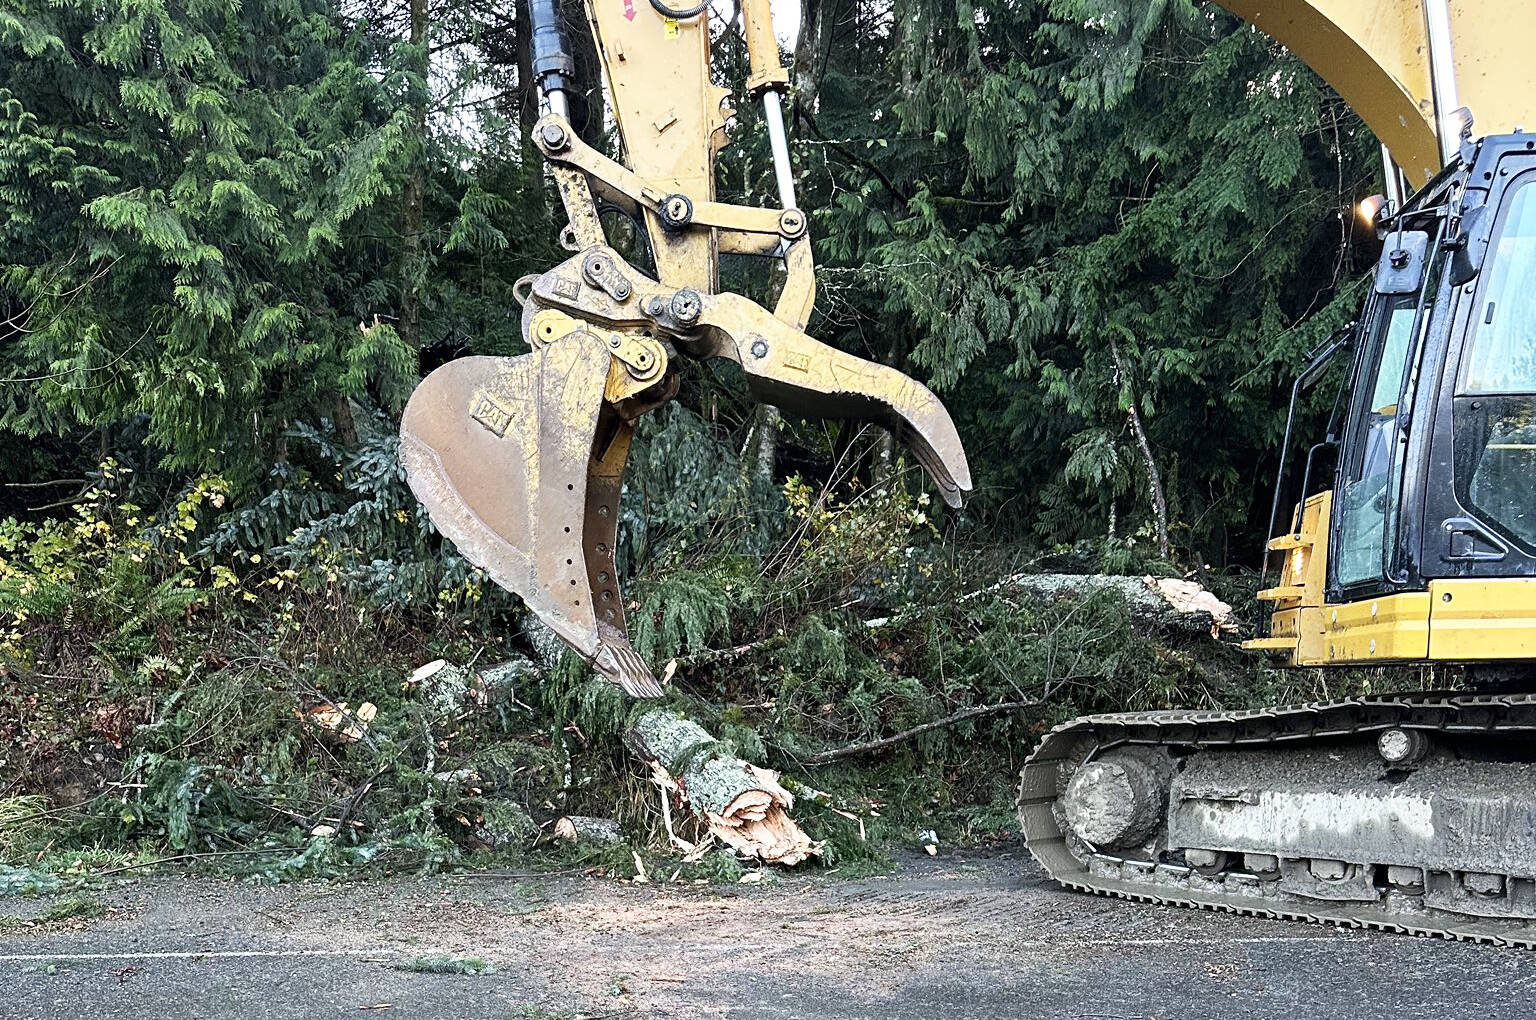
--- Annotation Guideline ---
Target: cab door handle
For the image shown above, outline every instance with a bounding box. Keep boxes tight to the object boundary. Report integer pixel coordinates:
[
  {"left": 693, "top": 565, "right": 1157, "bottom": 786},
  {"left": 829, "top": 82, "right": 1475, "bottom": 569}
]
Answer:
[{"left": 1442, "top": 517, "right": 1509, "bottom": 562}]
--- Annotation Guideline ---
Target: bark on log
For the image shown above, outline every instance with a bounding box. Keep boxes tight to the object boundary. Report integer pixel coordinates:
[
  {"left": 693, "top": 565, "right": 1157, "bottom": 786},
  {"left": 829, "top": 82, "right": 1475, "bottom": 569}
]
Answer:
[
  {"left": 410, "top": 659, "right": 471, "bottom": 719},
  {"left": 625, "top": 709, "right": 820, "bottom": 866},
  {"left": 554, "top": 815, "right": 624, "bottom": 847}
]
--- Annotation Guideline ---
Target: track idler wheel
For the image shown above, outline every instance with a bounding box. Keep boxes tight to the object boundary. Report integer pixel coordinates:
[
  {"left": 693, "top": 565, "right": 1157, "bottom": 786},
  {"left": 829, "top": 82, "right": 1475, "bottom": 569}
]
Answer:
[{"left": 1061, "top": 747, "right": 1173, "bottom": 851}]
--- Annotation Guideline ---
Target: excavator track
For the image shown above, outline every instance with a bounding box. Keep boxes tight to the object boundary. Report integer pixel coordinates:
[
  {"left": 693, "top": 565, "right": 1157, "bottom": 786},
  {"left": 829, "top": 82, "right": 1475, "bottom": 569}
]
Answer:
[{"left": 1019, "top": 692, "right": 1536, "bottom": 947}]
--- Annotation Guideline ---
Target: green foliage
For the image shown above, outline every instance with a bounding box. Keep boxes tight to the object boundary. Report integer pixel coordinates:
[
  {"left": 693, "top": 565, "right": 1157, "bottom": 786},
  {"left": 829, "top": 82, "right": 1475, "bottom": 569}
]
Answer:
[
  {"left": 629, "top": 567, "right": 737, "bottom": 665},
  {"left": 0, "top": 463, "right": 226, "bottom": 674},
  {"left": 402, "top": 955, "right": 497, "bottom": 975},
  {"left": 799, "top": 0, "right": 1380, "bottom": 557},
  {"left": 0, "top": 478, "right": 536, "bottom": 878},
  {"left": 620, "top": 402, "right": 783, "bottom": 574},
  {"left": 0, "top": 894, "right": 104, "bottom": 931},
  {"left": 0, "top": 0, "right": 420, "bottom": 479},
  {"left": 198, "top": 413, "right": 483, "bottom": 611},
  {"left": 0, "top": 865, "right": 62, "bottom": 896},
  {"left": 0, "top": 796, "right": 48, "bottom": 858}
]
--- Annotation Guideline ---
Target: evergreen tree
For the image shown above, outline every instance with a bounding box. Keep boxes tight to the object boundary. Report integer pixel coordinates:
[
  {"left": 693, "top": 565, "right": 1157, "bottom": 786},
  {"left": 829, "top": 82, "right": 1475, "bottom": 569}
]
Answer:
[
  {"left": 0, "top": 0, "right": 418, "bottom": 482},
  {"left": 1, "top": 0, "right": 1386, "bottom": 570},
  {"left": 794, "top": 0, "right": 1378, "bottom": 562}
]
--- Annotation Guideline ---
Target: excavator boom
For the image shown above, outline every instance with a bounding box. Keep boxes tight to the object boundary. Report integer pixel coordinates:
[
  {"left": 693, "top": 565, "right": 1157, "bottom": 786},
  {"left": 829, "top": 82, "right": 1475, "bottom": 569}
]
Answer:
[{"left": 1220, "top": 0, "right": 1536, "bottom": 185}]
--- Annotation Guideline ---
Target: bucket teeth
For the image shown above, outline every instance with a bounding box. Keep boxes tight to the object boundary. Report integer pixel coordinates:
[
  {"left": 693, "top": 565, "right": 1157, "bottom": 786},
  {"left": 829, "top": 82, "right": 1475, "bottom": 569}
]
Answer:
[
  {"left": 596, "top": 635, "right": 665, "bottom": 698},
  {"left": 399, "top": 334, "right": 661, "bottom": 697}
]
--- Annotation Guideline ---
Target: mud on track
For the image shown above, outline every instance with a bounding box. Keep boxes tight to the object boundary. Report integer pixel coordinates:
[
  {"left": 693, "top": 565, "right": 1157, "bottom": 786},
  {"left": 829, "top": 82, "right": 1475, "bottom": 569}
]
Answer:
[{"left": 3, "top": 846, "right": 1534, "bottom": 1019}]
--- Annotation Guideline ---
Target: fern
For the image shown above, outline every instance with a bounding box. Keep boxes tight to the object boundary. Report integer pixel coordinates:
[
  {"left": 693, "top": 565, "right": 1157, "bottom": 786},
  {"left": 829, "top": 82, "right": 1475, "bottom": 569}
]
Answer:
[{"left": 629, "top": 567, "right": 737, "bottom": 664}]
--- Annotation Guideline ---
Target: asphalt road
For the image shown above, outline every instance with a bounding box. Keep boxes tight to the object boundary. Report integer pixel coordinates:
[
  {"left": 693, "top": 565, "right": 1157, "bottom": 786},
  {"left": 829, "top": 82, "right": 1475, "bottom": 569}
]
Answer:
[{"left": 2, "top": 848, "right": 1532, "bottom": 1019}]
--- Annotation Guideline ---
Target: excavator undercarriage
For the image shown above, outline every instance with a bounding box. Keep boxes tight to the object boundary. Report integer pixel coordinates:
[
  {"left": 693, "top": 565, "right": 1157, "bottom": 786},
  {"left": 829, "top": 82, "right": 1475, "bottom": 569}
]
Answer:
[{"left": 1021, "top": 690, "right": 1536, "bottom": 946}]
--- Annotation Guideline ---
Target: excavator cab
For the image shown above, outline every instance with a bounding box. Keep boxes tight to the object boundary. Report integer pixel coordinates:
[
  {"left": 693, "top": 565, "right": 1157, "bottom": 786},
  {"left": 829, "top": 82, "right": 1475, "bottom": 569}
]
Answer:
[{"left": 1251, "top": 134, "right": 1536, "bottom": 668}]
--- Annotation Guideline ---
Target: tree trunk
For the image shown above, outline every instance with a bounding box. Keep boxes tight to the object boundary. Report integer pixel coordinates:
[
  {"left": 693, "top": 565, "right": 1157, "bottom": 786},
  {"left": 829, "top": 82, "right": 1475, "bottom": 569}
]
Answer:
[
  {"left": 792, "top": 0, "right": 835, "bottom": 122},
  {"left": 564, "top": 0, "right": 603, "bottom": 145},
  {"left": 1107, "top": 330, "right": 1171, "bottom": 560},
  {"left": 513, "top": 0, "right": 538, "bottom": 138},
  {"left": 399, "top": 0, "right": 428, "bottom": 352},
  {"left": 870, "top": 429, "right": 897, "bottom": 487},
  {"left": 332, "top": 395, "right": 358, "bottom": 448},
  {"left": 625, "top": 709, "right": 820, "bottom": 865},
  {"left": 555, "top": 815, "right": 624, "bottom": 846},
  {"left": 750, "top": 404, "right": 780, "bottom": 485}
]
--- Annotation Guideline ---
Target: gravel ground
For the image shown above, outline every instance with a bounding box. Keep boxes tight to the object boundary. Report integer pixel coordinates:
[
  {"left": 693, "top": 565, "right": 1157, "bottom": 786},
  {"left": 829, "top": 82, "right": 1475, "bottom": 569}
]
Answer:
[{"left": 2, "top": 846, "right": 1533, "bottom": 1019}]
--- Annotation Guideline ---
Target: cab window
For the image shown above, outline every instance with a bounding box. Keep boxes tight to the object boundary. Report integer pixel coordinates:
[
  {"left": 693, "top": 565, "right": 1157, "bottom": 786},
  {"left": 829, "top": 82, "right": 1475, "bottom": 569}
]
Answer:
[
  {"left": 1454, "top": 176, "right": 1536, "bottom": 548},
  {"left": 1334, "top": 295, "right": 1421, "bottom": 588}
]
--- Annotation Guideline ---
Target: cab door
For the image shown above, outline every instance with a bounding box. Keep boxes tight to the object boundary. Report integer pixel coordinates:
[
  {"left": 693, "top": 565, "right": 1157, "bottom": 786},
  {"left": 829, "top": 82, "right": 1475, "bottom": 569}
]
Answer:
[{"left": 1422, "top": 166, "right": 1536, "bottom": 579}]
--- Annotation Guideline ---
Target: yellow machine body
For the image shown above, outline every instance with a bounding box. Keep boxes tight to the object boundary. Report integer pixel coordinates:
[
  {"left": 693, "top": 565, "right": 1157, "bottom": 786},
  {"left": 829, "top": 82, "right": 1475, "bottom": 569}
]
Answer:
[{"left": 1248, "top": 490, "right": 1536, "bottom": 666}]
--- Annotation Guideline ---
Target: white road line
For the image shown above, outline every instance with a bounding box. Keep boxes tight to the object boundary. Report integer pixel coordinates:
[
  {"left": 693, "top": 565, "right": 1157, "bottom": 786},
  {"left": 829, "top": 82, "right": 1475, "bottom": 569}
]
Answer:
[
  {"left": 1031, "top": 935, "right": 1357, "bottom": 947},
  {"left": 0, "top": 949, "right": 400, "bottom": 962}
]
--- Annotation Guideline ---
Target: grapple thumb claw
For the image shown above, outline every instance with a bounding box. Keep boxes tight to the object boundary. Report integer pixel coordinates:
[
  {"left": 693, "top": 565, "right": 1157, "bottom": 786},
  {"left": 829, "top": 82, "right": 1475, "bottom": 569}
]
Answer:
[
  {"left": 399, "top": 336, "right": 662, "bottom": 697},
  {"left": 705, "top": 294, "right": 973, "bottom": 507}
]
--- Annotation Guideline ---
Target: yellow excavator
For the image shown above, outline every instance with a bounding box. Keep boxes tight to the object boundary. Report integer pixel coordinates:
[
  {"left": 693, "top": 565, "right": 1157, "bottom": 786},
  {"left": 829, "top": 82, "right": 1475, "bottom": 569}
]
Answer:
[{"left": 400, "top": 0, "right": 1536, "bottom": 944}]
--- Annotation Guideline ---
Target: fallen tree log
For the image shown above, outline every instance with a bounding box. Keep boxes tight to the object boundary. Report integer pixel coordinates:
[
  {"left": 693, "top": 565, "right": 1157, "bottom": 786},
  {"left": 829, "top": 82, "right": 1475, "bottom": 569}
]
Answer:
[
  {"left": 969, "top": 573, "right": 1235, "bottom": 638},
  {"left": 624, "top": 709, "right": 820, "bottom": 866},
  {"left": 861, "top": 573, "right": 1235, "bottom": 639},
  {"left": 554, "top": 815, "right": 624, "bottom": 847}
]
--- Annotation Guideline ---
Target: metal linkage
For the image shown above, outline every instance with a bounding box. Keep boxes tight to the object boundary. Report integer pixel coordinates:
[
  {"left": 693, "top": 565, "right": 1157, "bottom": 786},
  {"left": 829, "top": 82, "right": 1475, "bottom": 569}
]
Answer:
[{"left": 1423, "top": 0, "right": 1467, "bottom": 165}]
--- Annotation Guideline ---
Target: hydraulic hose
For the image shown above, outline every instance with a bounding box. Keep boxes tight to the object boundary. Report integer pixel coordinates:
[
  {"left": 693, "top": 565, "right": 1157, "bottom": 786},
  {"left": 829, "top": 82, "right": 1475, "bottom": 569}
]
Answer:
[{"left": 648, "top": 0, "right": 711, "bottom": 18}]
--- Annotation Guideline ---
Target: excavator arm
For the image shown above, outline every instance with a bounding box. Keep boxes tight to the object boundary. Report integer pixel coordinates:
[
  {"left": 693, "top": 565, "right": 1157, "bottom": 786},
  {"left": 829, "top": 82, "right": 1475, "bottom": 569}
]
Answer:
[{"left": 400, "top": 0, "right": 971, "bottom": 696}]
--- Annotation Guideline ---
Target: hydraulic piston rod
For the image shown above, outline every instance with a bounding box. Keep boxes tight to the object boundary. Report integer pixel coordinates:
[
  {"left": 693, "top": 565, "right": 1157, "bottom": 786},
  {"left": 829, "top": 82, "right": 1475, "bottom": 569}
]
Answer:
[
  {"left": 741, "top": 0, "right": 797, "bottom": 213},
  {"left": 1423, "top": 0, "right": 1465, "bottom": 165},
  {"left": 762, "top": 90, "right": 797, "bottom": 212},
  {"left": 529, "top": 0, "right": 573, "bottom": 119}
]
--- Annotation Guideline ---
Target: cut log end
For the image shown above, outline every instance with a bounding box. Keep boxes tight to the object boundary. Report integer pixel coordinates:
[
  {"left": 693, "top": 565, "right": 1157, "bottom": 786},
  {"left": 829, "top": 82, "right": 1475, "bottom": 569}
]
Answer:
[
  {"left": 703, "top": 765, "right": 819, "bottom": 866},
  {"left": 627, "top": 708, "right": 822, "bottom": 867}
]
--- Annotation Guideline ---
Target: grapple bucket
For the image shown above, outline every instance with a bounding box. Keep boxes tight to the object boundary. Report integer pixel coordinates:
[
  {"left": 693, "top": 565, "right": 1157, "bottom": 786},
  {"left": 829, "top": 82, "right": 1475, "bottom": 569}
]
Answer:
[
  {"left": 401, "top": 245, "right": 974, "bottom": 700},
  {"left": 399, "top": 334, "right": 662, "bottom": 697}
]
